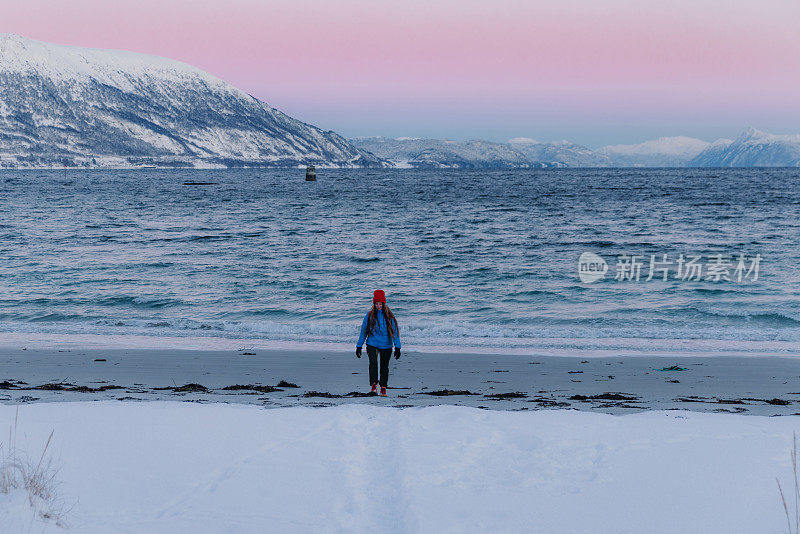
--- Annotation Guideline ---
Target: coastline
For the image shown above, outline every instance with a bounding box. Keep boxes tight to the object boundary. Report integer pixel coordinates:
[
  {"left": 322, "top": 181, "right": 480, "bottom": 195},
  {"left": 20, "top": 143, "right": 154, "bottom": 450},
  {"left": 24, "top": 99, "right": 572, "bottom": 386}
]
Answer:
[
  {"left": 1, "top": 331, "right": 798, "bottom": 358},
  {"left": 2, "top": 340, "right": 800, "bottom": 415}
]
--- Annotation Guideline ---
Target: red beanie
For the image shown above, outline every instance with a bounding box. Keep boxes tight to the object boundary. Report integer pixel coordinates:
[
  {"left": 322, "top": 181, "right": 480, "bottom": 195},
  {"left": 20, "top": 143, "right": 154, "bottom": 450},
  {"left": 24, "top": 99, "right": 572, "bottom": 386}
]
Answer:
[{"left": 373, "top": 290, "right": 386, "bottom": 304}]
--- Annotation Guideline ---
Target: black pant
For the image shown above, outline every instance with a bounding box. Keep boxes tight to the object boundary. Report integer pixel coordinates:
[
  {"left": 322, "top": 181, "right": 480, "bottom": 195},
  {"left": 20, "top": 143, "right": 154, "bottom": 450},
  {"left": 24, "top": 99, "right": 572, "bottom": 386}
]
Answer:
[{"left": 367, "top": 345, "right": 392, "bottom": 387}]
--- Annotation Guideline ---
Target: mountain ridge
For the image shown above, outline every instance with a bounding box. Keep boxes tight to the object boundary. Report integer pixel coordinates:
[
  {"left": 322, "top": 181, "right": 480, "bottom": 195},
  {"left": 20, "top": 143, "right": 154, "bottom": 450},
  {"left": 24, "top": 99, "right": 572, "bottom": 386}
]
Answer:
[
  {"left": 689, "top": 128, "right": 800, "bottom": 167},
  {"left": 2, "top": 35, "right": 800, "bottom": 169},
  {"left": 353, "top": 131, "right": 800, "bottom": 169},
  {"left": 0, "top": 34, "right": 382, "bottom": 168}
]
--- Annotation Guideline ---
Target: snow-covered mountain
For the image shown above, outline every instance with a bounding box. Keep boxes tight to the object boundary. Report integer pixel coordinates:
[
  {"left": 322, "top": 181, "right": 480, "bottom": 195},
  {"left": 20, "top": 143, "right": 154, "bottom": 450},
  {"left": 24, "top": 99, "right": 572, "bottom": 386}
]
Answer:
[
  {"left": 354, "top": 130, "right": 800, "bottom": 169},
  {"left": 508, "top": 138, "right": 612, "bottom": 167},
  {"left": 352, "top": 137, "right": 610, "bottom": 168},
  {"left": 689, "top": 128, "right": 800, "bottom": 167},
  {"left": 600, "top": 136, "right": 713, "bottom": 167},
  {"left": 350, "top": 137, "right": 535, "bottom": 169},
  {"left": 0, "top": 34, "right": 381, "bottom": 168},
  {"left": 4, "top": 38, "right": 794, "bottom": 171},
  {"left": 687, "top": 138, "right": 735, "bottom": 167}
]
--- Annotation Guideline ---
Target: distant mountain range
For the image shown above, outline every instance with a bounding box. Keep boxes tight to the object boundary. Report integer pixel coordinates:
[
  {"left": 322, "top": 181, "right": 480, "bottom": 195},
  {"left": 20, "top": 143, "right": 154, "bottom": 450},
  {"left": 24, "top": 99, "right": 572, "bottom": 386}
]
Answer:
[
  {"left": 2, "top": 35, "right": 799, "bottom": 169},
  {"left": 0, "top": 34, "right": 381, "bottom": 168},
  {"left": 352, "top": 130, "right": 800, "bottom": 169},
  {"left": 351, "top": 137, "right": 612, "bottom": 168}
]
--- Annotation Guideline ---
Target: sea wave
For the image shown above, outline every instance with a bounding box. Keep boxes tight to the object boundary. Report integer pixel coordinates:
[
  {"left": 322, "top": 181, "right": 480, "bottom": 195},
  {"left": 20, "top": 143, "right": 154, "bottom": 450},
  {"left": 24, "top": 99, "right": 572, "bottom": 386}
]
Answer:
[
  {"left": 674, "top": 307, "right": 800, "bottom": 327},
  {"left": 0, "top": 312, "right": 798, "bottom": 349},
  {"left": 0, "top": 168, "right": 798, "bottom": 354}
]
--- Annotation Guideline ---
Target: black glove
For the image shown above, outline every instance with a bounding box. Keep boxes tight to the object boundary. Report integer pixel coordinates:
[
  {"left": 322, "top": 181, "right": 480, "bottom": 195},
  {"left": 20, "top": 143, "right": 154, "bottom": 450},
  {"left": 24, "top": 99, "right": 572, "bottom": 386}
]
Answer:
[
  {"left": 356, "top": 346, "right": 362, "bottom": 358},
  {"left": 394, "top": 347, "right": 401, "bottom": 360}
]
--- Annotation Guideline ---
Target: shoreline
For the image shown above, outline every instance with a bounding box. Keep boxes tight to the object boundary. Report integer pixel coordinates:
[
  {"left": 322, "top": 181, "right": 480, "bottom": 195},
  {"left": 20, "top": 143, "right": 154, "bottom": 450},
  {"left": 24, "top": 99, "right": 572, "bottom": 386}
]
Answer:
[
  {"left": 2, "top": 343, "right": 800, "bottom": 415},
  {"left": 0, "top": 331, "right": 798, "bottom": 359}
]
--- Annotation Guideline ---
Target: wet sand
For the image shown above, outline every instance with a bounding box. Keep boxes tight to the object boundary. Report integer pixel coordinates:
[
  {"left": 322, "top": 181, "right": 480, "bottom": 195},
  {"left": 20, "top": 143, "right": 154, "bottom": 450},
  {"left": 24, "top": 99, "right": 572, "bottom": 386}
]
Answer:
[{"left": 2, "top": 346, "right": 800, "bottom": 415}]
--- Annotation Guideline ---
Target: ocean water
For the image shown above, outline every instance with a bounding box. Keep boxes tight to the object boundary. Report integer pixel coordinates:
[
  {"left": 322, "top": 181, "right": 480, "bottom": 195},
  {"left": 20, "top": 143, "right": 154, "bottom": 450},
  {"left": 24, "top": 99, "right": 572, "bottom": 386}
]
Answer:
[{"left": 0, "top": 168, "right": 798, "bottom": 354}]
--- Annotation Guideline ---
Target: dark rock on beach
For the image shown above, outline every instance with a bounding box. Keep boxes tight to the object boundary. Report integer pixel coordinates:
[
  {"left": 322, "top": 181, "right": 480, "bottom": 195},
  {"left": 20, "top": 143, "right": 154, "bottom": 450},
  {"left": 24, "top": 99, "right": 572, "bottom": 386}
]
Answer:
[
  {"left": 766, "top": 398, "right": 791, "bottom": 406},
  {"left": 485, "top": 392, "right": 528, "bottom": 400},
  {"left": 657, "top": 365, "right": 688, "bottom": 372},
  {"left": 37, "top": 383, "right": 74, "bottom": 391},
  {"left": 222, "top": 384, "right": 283, "bottom": 393},
  {"left": 66, "top": 385, "right": 124, "bottom": 393},
  {"left": 173, "top": 383, "right": 209, "bottom": 393},
  {"left": 570, "top": 393, "right": 638, "bottom": 402},
  {"left": 423, "top": 390, "right": 478, "bottom": 396}
]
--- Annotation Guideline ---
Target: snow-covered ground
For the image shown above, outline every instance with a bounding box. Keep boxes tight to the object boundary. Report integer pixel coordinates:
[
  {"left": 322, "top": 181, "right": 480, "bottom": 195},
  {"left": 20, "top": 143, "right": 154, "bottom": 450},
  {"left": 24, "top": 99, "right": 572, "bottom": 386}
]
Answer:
[{"left": 1, "top": 401, "right": 798, "bottom": 533}]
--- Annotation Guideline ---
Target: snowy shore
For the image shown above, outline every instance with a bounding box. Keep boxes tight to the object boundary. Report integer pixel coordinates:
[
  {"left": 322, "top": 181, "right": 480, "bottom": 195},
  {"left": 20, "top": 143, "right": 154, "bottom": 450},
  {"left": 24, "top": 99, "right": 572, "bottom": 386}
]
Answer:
[
  {"left": 3, "top": 342, "right": 800, "bottom": 531},
  {"left": 1, "top": 401, "right": 798, "bottom": 533}
]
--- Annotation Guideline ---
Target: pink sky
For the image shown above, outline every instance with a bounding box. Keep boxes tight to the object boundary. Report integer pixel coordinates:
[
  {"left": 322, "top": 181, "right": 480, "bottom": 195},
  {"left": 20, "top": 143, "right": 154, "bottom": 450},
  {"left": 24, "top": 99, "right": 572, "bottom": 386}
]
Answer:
[{"left": 4, "top": 0, "right": 799, "bottom": 145}]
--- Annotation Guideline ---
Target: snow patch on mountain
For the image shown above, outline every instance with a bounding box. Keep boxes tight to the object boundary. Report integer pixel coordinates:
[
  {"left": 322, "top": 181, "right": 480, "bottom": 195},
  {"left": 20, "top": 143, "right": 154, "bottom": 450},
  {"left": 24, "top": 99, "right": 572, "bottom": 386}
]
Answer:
[{"left": 0, "top": 33, "right": 228, "bottom": 91}]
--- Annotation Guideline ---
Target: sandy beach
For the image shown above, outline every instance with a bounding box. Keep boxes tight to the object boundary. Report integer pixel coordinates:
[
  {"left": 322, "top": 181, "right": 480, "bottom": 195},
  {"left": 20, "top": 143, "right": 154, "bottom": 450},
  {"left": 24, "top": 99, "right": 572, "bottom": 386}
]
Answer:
[{"left": 2, "top": 344, "right": 800, "bottom": 416}]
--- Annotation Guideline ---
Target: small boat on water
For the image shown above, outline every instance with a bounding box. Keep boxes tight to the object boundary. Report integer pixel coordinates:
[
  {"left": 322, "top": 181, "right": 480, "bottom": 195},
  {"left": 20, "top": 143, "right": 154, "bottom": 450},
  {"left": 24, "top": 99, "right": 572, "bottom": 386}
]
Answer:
[{"left": 305, "top": 165, "right": 316, "bottom": 181}]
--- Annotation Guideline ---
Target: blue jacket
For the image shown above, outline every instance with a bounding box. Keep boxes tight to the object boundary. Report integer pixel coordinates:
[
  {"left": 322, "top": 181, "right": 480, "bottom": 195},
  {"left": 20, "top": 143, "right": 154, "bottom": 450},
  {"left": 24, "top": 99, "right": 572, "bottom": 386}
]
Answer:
[{"left": 357, "top": 311, "right": 401, "bottom": 350}]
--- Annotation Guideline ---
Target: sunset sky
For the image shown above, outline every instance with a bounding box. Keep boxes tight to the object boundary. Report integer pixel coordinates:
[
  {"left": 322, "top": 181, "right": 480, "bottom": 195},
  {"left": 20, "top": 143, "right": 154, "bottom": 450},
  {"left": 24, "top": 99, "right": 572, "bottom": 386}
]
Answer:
[{"left": 3, "top": 0, "right": 799, "bottom": 146}]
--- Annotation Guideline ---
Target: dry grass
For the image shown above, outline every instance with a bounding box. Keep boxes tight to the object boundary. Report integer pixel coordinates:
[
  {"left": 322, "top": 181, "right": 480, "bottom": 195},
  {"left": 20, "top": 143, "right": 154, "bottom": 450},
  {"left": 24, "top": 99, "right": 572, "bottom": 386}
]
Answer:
[
  {"left": 777, "top": 432, "right": 800, "bottom": 534},
  {"left": 0, "top": 407, "right": 68, "bottom": 527}
]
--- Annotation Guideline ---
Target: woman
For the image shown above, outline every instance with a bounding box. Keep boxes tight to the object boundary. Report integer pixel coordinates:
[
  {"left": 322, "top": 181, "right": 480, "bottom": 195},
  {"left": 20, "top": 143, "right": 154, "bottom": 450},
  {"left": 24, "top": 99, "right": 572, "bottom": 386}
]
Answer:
[{"left": 356, "top": 290, "right": 401, "bottom": 396}]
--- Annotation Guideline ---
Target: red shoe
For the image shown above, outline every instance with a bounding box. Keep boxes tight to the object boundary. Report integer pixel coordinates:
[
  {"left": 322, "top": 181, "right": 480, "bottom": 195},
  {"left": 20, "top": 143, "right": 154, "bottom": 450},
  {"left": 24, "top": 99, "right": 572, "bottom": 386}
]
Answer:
[
  {"left": 380, "top": 387, "right": 387, "bottom": 397},
  {"left": 371, "top": 383, "right": 378, "bottom": 394}
]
